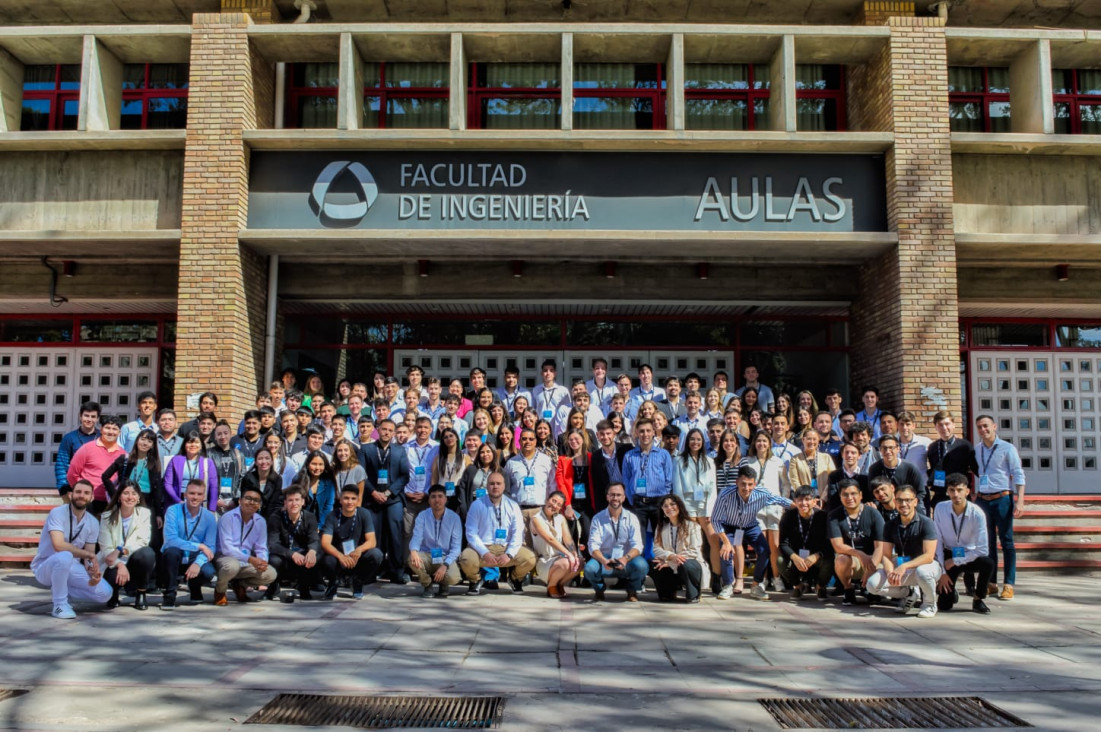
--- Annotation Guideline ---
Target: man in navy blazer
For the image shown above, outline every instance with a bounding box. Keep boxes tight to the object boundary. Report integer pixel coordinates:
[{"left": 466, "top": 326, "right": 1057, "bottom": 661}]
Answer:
[{"left": 359, "top": 419, "right": 411, "bottom": 583}]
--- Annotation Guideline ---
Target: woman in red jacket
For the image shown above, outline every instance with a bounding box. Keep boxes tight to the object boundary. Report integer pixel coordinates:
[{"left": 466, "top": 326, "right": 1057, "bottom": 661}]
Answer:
[{"left": 555, "top": 429, "right": 595, "bottom": 556}]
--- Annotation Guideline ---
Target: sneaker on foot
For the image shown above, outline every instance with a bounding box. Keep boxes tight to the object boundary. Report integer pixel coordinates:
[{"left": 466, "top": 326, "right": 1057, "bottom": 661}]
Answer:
[
  {"left": 897, "top": 588, "right": 920, "bottom": 614},
  {"left": 917, "top": 603, "right": 938, "bottom": 619},
  {"left": 717, "top": 584, "right": 734, "bottom": 600},
  {"left": 842, "top": 587, "right": 856, "bottom": 606},
  {"left": 421, "top": 586, "right": 435, "bottom": 598},
  {"left": 817, "top": 587, "right": 828, "bottom": 601},
  {"left": 750, "top": 584, "right": 769, "bottom": 601},
  {"left": 160, "top": 593, "right": 177, "bottom": 611},
  {"left": 792, "top": 583, "right": 806, "bottom": 600},
  {"left": 52, "top": 604, "right": 76, "bottom": 620}
]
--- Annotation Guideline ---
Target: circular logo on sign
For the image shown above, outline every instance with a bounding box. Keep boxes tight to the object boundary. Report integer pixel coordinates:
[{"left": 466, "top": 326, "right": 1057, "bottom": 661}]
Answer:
[{"left": 309, "top": 161, "right": 379, "bottom": 227}]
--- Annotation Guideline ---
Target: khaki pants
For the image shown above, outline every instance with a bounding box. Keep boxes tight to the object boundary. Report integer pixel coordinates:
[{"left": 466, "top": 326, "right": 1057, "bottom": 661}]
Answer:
[
  {"left": 520, "top": 506, "right": 543, "bottom": 550},
  {"left": 459, "top": 545, "right": 537, "bottom": 583},
  {"left": 403, "top": 500, "right": 430, "bottom": 542},
  {"left": 407, "top": 551, "right": 462, "bottom": 588},
  {"left": 215, "top": 556, "right": 277, "bottom": 594}
]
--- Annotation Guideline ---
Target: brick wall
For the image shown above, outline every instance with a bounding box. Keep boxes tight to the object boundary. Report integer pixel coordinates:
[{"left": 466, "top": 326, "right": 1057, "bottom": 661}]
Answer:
[
  {"left": 173, "top": 12, "right": 268, "bottom": 421},
  {"left": 849, "top": 15, "right": 962, "bottom": 423}
]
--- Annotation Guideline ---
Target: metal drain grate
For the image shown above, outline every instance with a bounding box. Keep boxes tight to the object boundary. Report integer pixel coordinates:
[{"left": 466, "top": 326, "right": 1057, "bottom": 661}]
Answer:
[
  {"left": 0, "top": 689, "right": 28, "bottom": 703},
  {"left": 245, "top": 694, "right": 505, "bottom": 728},
  {"left": 759, "top": 696, "right": 1031, "bottom": 729}
]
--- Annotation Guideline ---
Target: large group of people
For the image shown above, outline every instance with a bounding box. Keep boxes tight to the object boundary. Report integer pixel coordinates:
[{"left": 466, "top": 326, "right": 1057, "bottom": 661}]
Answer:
[{"left": 37, "top": 358, "right": 1025, "bottom": 621}]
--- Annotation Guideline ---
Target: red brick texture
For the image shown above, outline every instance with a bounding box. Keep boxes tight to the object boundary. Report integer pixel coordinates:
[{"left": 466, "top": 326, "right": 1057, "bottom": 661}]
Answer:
[{"left": 849, "top": 16, "right": 962, "bottom": 422}]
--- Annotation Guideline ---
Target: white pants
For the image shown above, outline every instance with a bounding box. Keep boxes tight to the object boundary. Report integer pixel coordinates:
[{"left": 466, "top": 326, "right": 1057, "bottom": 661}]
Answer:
[
  {"left": 32, "top": 552, "right": 112, "bottom": 607},
  {"left": 866, "top": 563, "right": 943, "bottom": 604}
]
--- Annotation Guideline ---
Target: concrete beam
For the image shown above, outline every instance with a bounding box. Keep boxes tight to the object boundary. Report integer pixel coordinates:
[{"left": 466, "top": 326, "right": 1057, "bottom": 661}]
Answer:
[
  {"left": 337, "top": 32, "right": 363, "bottom": 130},
  {"left": 0, "top": 45, "right": 23, "bottom": 132},
  {"left": 1009, "top": 39, "right": 1053, "bottom": 135},
  {"left": 560, "top": 33, "right": 573, "bottom": 132},
  {"left": 449, "top": 32, "right": 465, "bottom": 131},
  {"left": 78, "top": 35, "right": 124, "bottom": 132},
  {"left": 768, "top": 35, "right": 795, "bottom": 133},
  {"left": 667, "top": 33, "right": 685, "bottom": 132}
]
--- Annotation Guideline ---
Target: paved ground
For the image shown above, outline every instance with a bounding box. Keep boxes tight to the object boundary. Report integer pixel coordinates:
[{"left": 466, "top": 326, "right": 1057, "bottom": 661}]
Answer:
[{"left": 1, "top": 570, "right": 1100, "bottom": 731}]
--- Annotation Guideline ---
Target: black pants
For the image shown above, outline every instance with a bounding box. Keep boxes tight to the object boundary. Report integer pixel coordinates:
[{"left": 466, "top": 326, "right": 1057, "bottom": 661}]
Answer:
[
  {"left": 105, "top": 546, "right": 157, "bottom": 591},
  {"left": 938, "top": 555, "right": 996, "bottom": 610},
  {"left": 566, "top": 510, "right": 592, "bottom": 557},
  {"left": 321, "top": 548, "right": 384, "bottom": 590},
  {"left": 652, "top": 559, "right": 703, "bottom": 601},
  {"left": 779, "top": 554, "right": 834, "bottom": 590},
  {"left": 368, "top": 500, "right": 406, "bottom": 578},
  {"left": 269, "top": 553, "right": 318, "bottom": 591},
  {"left": 631, "top": 497, "right": 664, "bottom": 534},
  {"left": 161, "top": 546, "right": 216, "bottom": 596}
]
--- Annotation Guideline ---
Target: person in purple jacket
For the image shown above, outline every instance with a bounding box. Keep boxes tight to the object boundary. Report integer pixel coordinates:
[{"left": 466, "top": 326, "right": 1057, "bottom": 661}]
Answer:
[{"left": 162, "top": 431, "right": 219, "bottom": 510}]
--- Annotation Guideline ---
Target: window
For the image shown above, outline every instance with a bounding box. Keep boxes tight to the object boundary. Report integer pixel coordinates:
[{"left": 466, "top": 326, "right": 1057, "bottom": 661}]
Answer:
[
  {"left": 363, "top": 62, "right": 449, "bottom": 129},
  {"left": 468, "top": 63, "right": 560, "bottom": 129},
  {"left": 286, "top": 63, "right": 340, "bottom": 128},
  {"left": 684, "top": 63, "right": 770, "bottom": 130},
  {"left": 1052, "top": 69, "right": 1101, "bottom": 135},
  {"left": 1056, "top": 324, "right": 1101, "bottom": 349},
  {"left": 573, "top": 63, "right": 666, "bottom": 130},
  {"left": 20, "top": 64, "right": 80, "bottom": 131},
  {"left": 948, "top": 66, "right": 1010, "bottom": 132},
  {"left": 121, "top": 64, "right": 189, "bottom": 129},
  {"left": 796, "top": 65, "right": 845, "bottom": 131},
  {"left": 970, "top": 323, "right": 1048, "bottom": 347}
]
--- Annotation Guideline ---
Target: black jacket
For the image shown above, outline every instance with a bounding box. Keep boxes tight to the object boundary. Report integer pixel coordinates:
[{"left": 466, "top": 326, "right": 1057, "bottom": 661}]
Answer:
[
  {"left": 240, "top": 469, "right": 284, "bottom": 522},
  {"left": 101, "top": 454, "right": 166, "bottom": 518},
  {"left": 358, "top": 441, "right": 410, "bottom": 507},
  {"left": 267, "top": 509, "right": 321, "bottom": 560},
  {"left": 589, "top": 443, "right": 631, "bottom": 513}
]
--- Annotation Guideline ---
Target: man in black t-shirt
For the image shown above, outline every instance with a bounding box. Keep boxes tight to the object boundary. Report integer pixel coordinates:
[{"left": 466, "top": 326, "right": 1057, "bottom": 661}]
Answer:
[
  {"left": 828, "top": 479, "right": 884, "bottom": 606},
  {"left": 320, "top": 485, "right": 385, "bottom": 600},
  {"left": 779, "top": 486, "right": 833, "bottom": 600},
  {"left": 871, "top": 477, "right": 900, "bottom": 524},
  {"left": 866, "top": 485, "right": 943, "bottom": 618}
]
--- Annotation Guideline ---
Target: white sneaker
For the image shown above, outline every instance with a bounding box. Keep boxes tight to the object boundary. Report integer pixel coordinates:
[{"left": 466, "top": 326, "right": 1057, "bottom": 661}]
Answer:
[
  {"left": 897, "top": 588, "right": 920, "bottom": 614},
  {"left": 52, "top": 604, "right": 76, "bottom": 620},
  {"left": 717, "top": 584, "right": 734, "bottom": 600},
  {"left": 917, "top": 603, "right": 938, "bottom": 619},
  {"left": 750, "top": 584, "right": 769, "bottom": 601}
]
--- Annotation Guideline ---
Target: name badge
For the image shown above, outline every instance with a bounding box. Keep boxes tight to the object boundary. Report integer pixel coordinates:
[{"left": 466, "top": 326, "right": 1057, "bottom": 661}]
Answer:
[
  {"left": 573, "top": 483, "right": 587, "bottom": 500},
  {"left": 494, "top": 528, "right": 508, "bottom": 543},
  {"left": 445, "top": 481, "right": 455, "bottom": 497},
  {"left": 342, "top": 539, "right": 356, "bottom": 555},
  {"left": 244, "top": 457, "right": 255, "bottom": 470},
  {"left": 542, "top": 409, "right": 553, "bottom": 419},
  {"left": 895, "top": 556, "right": 910, "bottom": 567},
  {"left": 951, "top": 546, "right": 966, "bottom": 560},
  {"left": 609, "top": 547, "right": 624, "bottom": 560},
  {"left": 810, "top": 477, "right": 817, "bottom": 490},
  {"left": 475, "top": 488, "right": 487, "bottom": 499},
  {"left": 636, "top": 477, "right": 647, "bottom": 491},
  {"left": 933, "top": 470, "right": 946, "bottom": 487},
  {"left": 691, "top": 486, "right": 704, "bottom": 501},
  {"left": 798, "top": 549, "right": 810, "bottom": 559},
  {"left": 219, "top": 477, "right": 233, "bottom": 498},
  {"left": 732, "top": 529, "right": 744, "bottom": 546},
  {"left": 979, "top": 475, "right": 990, "bottom": 489},
  {"left": 430, "top": 547, "right": 444, "bottom": 563},
  {"left": 523, "top": 476, "right": 535, "bottom": 487},
  {"left": 414, "top": 465, "right": 426, "bottom": 476},
  {"left": 378, "top": 469, "right": 389, "bottom": 485}
]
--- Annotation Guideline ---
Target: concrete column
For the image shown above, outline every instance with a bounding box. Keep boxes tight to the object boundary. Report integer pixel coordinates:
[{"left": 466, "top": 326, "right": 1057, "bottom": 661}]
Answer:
[
  {"left": 561, "top": 33, "right": 573, "bottom": 131},
  {"left": 848, "top": 17, "right": 961, "bottom": 420},
  {"left": 0, "top": 47, "right": 23, "bottom": 132},
  {"left": 768, "top": 35, "right": 795, "bottom": 132},
  {"left": 174, "top": 12, "right": 269, "bottom": 417},
  {"left": 78, "top": 35, "right": 124, "bottom": 132},
  {"left": 1010, "top": 39, "right": 1054, "bottom": 134},
  {"left": 338, "top": 32, "right": 364, "bottom": 130},
  {"left": 449, "top": 32, "right": 466, "bottom": 131},
  {"left": 666, "top": 33, "right": 685, "bottom": 131}
]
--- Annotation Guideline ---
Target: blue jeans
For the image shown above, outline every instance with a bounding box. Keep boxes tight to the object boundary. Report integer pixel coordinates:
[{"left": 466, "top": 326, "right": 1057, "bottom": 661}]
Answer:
[
  {"left": 720, "top": 523, "right": 769, "bottom": 585},
  {"left": 978, "top": 494, "right": 1015, "bottom": 586},
  {"left": 584, "top": 556, "right": 649, "bottom": 592}
]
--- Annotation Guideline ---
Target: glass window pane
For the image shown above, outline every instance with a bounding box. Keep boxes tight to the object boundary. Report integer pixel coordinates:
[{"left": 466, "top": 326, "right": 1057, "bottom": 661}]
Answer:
[
  {"left": 575, "top": 63, "right": 660, "bottom": 89},
  {"left": 364, "top": 95, "right": 381, "bottom": 127},
  {"left": 1056, "top": 325, "right": 1101, "bottom": 348},
  {"left": 796, "top": 97, "right": 838, "bottom": 131},
  {"left": 987, "top": 67, "right": 1010, "bottom": 94},
  {"left": 386, "top": 96, "right": 448, "bottom": 128},
  {"left": 685, "top": 63, "right": 749, "bottom": 90},
  {"left": 0, "top": 319, "right": 73, "bottom": 342},
  {"left": 1078, "top": 69, "right": 1101, "bottom": 95},
  {"left": 20, "top": 98, "right": 50, "bottom": 131},
  {"left": 971, "top": 323, "right": 1049, "bottom": 347},
  {"left": 574, "top": 96, "right": 653, "bottom": 130},
  {"left": 80, "top": 321, "right": 159, "bottom": 343},
  {"left": 148, "top": 63, "right": 189, "bottom": 89},
  {"left": 61, "top": 99, "right": 79, "bottom": 130},
  {"left": 950, "top": 101, "right": 983, "bottom": 131},
  {"left": 1051, "top": 68, "right": 1074, "bottom": 94},
  {"left": 296, "top": 96, "right": 338, "bottom": 128},
  {"left": 948, "top": 67, "right": 984, "bottom": 93},
  {"left": 686, "top": 98, "right": 749, "bottom": 130},
  {"left": 122, "top": 64, "right": 146, "bottom": 89},
  {"left": 1081, "top": 103, "right": 1101, "bottom": 134},
  {"left": 481, "top": 97, "right": 560, "bottom": 129},
  {"left": 23, "top": 65, "right": 57, "bottom": 91},
  {"left": 795, "top": 64, "right": 841, "bottom": 90},
  {"left": 387, "top": 62, "right": 449, "bottom": 88},
  {"left": 741, "top": 321, "right": 828, "bottom": 347},
  {"left": 478, "top": 63, "right": 559, "bottom": 89},
  {"left": 120, "top": 98, "right": 143, "bottom": 129},
  {"left": 1054, "top": 102, "right": 1071, "bottom": 134},
  {"left": 58, "top": 65, "right": 81, "bottom": 90},
  {"left": 293, "top": 62, "right": 339, "bottom": 88},
  {"left": 752, "top": 64, "right": 770, "bottom": 90},
  {"left": 147, "top": 97, "right": 188, "bottom": 128},
  {"left": 989, "top": 100, "right": 1011, "bottom": 132}
]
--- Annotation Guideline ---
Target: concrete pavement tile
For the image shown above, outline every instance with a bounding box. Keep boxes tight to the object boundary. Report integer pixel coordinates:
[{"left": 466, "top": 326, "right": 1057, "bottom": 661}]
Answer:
[
  {"left": 575, "top": 649, "right": 673, "bottom": 668},
  {"left": 753, "top": 644, "right": 862, "bottom": 668},
  {"left": 780, "top": 666, "right": 907, "bottom": 693}
]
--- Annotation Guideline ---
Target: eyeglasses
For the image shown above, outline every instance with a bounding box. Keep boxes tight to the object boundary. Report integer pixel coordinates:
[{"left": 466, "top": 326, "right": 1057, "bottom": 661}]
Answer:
[{"left": 240, "top": 496, "right": 262, "bottom": 504}]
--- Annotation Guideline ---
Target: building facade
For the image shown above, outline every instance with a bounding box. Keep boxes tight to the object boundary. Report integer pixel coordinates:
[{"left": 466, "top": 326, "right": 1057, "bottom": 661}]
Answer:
[{"left": 0, "top": 0, "right": 1098, "bottom": 492}]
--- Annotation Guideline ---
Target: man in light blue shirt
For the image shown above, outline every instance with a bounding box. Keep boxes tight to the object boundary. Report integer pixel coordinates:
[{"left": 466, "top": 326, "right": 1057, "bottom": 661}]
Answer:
[
  {"left": 161, "top": 479, "right": 218, "bottom": 609},
  {"left": 504, "top": 429, "right": 556, "bottom": 510},
  {"left": 621, "top": 418, "right": 674, "bottom": 533},
  {"left": 734, "top": 365, "right": 775, "bottom": 413},
  {"left": 586, "top": 357, "right": 618, "bottom": 410},
  {"left": 408, "top": 484, "right": 463, "bottom": 598},
  {"left": 119, "top": 390, "right": 158, "bottom": 452},
  {"left": 585, "top": 482, "right": 648, "bottom": 601},
  {"left": 711, "top": 466, "right": 792, "bottom": 600},
  {"left": 531, "top": 359, "right": 571, "bottom": 422},
  {"left": 674, "top": 391, "right": 708, "bottom": 451},
  {"left": 213, "top": 484, "right": 276, "bottom": 605},
  {"left": 496, "top": 366, "right": 532, "bottom": 419},
  {"left": 402, "top": 416, "right": 440, "bottom": 545},
  {"left": 460, "top": 471, "right": 537, "bottom": 595},
  {"left": 933, "top": 474, "right": 994, "bottom": 614},
  {"left": 627, "top": 364, "right": 666, "bottom": 415},
  {"left": 974, "top": 415, "right": 1026, "bottom": 600}
]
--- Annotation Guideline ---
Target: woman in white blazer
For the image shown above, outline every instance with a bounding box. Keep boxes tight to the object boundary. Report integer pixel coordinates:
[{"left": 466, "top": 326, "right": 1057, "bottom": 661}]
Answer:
[
  {"left": 97, "top": 480, "right": 155, "bottom": 611},
  {"left": 651, "top": 493, "right": 705, "bottom": 603}
]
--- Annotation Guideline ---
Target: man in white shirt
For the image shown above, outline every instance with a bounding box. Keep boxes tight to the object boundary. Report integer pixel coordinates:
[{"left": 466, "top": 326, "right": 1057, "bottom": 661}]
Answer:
[
  {"left": 584, "top": 482, "right": 648, "bottom": 602},
  {"left": 504, "top": 428, "right": 557, "bottom": 519},
  {"left": 627, "top": 364, "right": 665, "bottom": 414},
  {"left": 933, "top": 475, "right": 994, "bottom": 615},
  {"left": 30, "top": 479, "right": 112, "bottom": 619},
  {"left": 460, "top": 471, "right": 537, "bottom": 594},
  {"left": 673, "top": 391, "right": 708, "bottom": 450},
  {"left": 531, "top": 359, "right": 571, "bottom": 422},
  {"left": 586, "top": 357, "right": 617, "bottom": 409},
  {"left": 734, "top": 365, "right": 775, "bottom": 413},
  {"left": 213, "top": 484, "right": 276, "bottom": 605},
  {"left": 120, "top": 390, "right": 158, "bottom": 452},
  {"left": 553, "top": 381, "right": 604, "bottom": 437},
  {"left": 603, "top": 373, "right": 635, "bottom": 418},
  {"left": 495, "top": 366, "right": 531, "bottom": 419},
  {"left": 407, "top": 484, "right": 463, "bottom": 598}
]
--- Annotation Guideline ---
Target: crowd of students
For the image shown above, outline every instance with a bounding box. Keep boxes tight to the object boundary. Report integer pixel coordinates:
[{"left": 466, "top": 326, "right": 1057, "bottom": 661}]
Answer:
[{"left": 35, "top": 359, "right": 1025, "bottom": 620}]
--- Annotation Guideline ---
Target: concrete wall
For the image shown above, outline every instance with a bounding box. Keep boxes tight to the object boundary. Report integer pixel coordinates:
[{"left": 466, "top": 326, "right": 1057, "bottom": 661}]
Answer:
[
  {"left": 953, "top": 154, "right": 1101, "bottom": 236},
  {"left": 0, "top": 151, "right": 183, "bottom": 230}
]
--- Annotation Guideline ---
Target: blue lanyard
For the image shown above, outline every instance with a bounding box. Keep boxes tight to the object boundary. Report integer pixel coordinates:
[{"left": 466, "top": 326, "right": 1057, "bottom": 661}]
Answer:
[{"left": 980, "top": 443, "right": 998, "bottom": 475}]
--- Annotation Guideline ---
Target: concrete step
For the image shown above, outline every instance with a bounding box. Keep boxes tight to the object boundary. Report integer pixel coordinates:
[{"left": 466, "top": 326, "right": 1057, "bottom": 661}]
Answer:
[
  {"left": 1012, "top": 559, "right": 1101, "bottom": 572},
  {"left": 1018, "top": 511, "right": 1101, "bottom": 528},
  {"left": 0, "top": 547, "right": 36, "bottom": 568}
]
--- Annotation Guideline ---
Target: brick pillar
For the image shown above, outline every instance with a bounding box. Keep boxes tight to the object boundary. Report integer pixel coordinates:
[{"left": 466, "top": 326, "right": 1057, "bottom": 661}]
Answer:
[
  {"left": 174, "top": 12, "right": 272, "bottom": 420},
  {"left": 848, "top": 16, "right": 961, "bottom": 421}
]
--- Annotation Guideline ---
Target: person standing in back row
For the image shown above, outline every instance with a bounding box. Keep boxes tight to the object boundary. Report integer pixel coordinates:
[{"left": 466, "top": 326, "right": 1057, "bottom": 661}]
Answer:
[{"left": 973, "top": 415, "right": 1025, "bottom": 601}]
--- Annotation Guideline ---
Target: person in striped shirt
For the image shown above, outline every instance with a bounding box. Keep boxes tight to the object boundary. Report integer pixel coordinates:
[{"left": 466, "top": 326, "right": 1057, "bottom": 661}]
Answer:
[{"left": 711, "top": 465, "right": 792, "bottom": 601}]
